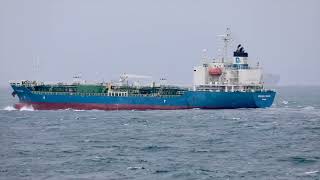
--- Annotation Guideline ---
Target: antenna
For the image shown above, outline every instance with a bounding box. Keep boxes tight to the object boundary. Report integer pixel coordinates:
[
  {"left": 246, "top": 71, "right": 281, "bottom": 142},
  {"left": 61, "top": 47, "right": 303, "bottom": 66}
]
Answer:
[{"left": 201, "top": 49, "right": 208, "bottom": 64}]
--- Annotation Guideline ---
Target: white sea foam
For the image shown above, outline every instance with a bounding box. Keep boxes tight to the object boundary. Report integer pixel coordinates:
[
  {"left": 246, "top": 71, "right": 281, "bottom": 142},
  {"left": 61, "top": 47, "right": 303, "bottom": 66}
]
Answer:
[
  {"left": 305, "top": 170, "right": 318, "bottom": 175},
  {"left": 2, "top": 106, "right": 17, "bottom": 111},
  {"left": 74, "top": 109, "right": 85, "bottom": 112},
  {"left": 302, "top": 106, "right": 315, "bottom": 110},
  {"left": 282, "top": 100, "right": 289, "bottom": 105},
  {"left": 91, "top": 109, "right": 105, "bottom": 112},
  {"left": 20, "top": 105, "right": 34, "bottom": 111}
]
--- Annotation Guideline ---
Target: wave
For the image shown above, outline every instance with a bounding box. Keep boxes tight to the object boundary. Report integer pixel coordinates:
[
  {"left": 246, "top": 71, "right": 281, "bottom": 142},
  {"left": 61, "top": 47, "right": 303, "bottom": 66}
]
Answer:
[
  {"left": 72, "top": 109, "right": 105, "bottom": 112},
  {"left": 141, "top": 145, "right": 171, "bottom": 151},
  {"left": 302, "top": 106, "right": 315, "bottom": 110},
  {"left": 127, "top": 166, "right": 145, "bottom": 170},
  {"left": 2, "top": 105, "right": 35, "bottom": 111},
  {"left": 2, "top": 106, "right": 17, "bottom": 111},
  {"left": 305, "top": 170, "right": 319, "bottom": 175},
  {"left": 277, "top": 156, "right": 318, "bottom": 164},
  {"left": 153, "top": 169, "right": 170, "bottom": 174},
  {"left": 20, "top": 105, "right": 35, "bottom": 111}
]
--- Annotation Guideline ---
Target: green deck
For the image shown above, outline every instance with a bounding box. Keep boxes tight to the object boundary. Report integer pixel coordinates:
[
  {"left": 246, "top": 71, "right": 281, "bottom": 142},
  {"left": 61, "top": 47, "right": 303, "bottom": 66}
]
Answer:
[{"left": 26, "top": 84, "right": 187, "bottom": 96}]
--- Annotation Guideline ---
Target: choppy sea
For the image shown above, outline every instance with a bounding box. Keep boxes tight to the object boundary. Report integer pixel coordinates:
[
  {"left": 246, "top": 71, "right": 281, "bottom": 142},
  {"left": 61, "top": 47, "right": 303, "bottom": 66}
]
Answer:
[{"left": 0, "top": 86, "right": 320, "bottom": 180}]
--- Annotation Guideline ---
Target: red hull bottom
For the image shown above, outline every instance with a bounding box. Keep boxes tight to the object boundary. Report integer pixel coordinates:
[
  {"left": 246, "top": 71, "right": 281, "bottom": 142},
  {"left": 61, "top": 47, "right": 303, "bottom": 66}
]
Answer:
[{"left": 14, "top": 102, "right": 190, "bottom": 111}]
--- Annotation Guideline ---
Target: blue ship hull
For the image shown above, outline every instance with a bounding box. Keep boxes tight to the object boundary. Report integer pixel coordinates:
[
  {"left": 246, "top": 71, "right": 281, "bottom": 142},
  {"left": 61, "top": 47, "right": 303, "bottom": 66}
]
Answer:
[{"left": 11, "top": 85, "right": 276, "bottom": 110}]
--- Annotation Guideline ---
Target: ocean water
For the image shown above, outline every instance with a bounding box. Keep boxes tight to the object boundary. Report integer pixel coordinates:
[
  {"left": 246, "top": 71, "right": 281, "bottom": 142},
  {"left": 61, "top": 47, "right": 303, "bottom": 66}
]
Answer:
[{"left": 0, "top": 86, "right": 320, "bottom": 180}]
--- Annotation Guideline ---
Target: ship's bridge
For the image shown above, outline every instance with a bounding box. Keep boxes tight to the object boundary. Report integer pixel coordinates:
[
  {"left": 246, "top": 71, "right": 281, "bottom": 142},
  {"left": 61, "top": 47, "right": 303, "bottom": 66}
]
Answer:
[{"left": 193, "top": 43, "right": 262, "bottom": 92}]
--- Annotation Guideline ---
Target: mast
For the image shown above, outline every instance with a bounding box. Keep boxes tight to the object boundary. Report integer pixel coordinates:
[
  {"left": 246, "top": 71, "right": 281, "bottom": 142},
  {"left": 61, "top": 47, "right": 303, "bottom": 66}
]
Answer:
[{"left": 218, "top": 28, "right": 232, "bottom": 63}]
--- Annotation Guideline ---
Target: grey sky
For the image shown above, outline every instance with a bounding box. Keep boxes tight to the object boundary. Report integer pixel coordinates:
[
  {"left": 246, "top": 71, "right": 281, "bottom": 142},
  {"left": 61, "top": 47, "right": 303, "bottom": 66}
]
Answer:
[{"left": 0, "top": 0, "right": 319, "bottom": 87}]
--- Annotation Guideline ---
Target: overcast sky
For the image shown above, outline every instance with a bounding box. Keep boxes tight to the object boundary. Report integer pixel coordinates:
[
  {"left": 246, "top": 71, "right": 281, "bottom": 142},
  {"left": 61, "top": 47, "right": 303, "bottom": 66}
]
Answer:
[{"left": 0, "top": 0, "right": 319, "bottom": 87}]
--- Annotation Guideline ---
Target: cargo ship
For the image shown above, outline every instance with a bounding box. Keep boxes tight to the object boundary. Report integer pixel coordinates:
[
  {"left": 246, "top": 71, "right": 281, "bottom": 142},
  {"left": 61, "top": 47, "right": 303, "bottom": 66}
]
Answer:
[{"left": 10, "top": 29, "right": 276, "bottom": 110}]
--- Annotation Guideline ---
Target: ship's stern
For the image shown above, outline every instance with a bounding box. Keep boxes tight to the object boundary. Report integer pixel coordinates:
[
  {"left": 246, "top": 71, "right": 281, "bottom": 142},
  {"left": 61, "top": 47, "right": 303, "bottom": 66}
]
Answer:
[{"left": 253, "top": 90, "right": 276, "bottom": 108}]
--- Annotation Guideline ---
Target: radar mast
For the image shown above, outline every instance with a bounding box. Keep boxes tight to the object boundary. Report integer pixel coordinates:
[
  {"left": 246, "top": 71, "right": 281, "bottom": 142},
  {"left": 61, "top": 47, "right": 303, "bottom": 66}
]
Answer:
[{"left": 217, "top": 28, "right": 232, "bottom": 63}]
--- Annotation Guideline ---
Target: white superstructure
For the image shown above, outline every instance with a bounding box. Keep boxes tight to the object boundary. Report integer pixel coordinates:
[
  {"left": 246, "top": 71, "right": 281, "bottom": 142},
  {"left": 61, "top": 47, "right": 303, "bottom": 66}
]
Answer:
[{"left": 193, "top": 29, "right": 263, "bottom": 92}]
